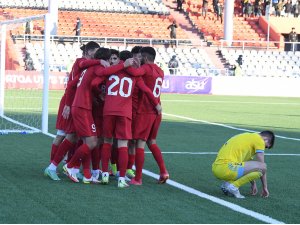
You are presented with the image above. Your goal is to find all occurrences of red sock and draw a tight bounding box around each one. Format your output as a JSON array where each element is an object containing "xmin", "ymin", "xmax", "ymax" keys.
[
  {"xmin": 111, "ymin": 146, "xmax": 118, "ymax": 165},
  {"xmin": 118, "ymin": 147, "xmax": 128, "ymax": 177},
  {"xmin": 127, "ymin": 153, "xmax": 135, "ymax": 169},
  {"xmin": 52, "ymin": 139, "xmax": 75, "ymax": 166},
  {"xmin": 91, "ymin": 147, "xmax": 100, "ymax": 170},
  {"xmin": 67, "ymin": 143, "xmax": 89, "ymax": 168},
  {"xmin": 135, "ymin": 148, "xmax": 144, "ymax": 181},
  {"xmin": 148, "ymin": 144, "xmax": 167, "ymax": 174},
  {"xmin": 50, "ymin": 144, "xmax": 59, "ymax": 161},
  {"xmin": 67, "ymin": 139, "xmax": 83, "ymax": 163},
  {"xmin": 66, "ymin": 145, "xmax": 75, "ymax": 163},
  {"xmin": 82, "ymin": 151, "xmax": 92, "ymax": 179},
  {"xmin": 101, "ymin": 143, "xmax": 112, "ymax": 172}
]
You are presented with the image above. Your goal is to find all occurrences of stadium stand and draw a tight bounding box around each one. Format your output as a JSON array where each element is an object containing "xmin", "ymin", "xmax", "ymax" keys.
[
  {"xmin": 182, "ymin": 0, "xmax": 277, "ymax": 48},
  {"xmin": 220, "ymin": 49, "xmax": 300, "ymax": 77},
  {"xmin": 0, "ymin": 0, "xmax": 170, "ymax": 14},
  {"xmin": 20, "ymin": 42, "xmax": 219, "ymax": 76},
  {"xmin": 1, "ymin": 0, "xmax": 300, "ymax": 78},
  {"xmin": 1, "ymin": 8, "xmax": 188, "ymax": 40}
]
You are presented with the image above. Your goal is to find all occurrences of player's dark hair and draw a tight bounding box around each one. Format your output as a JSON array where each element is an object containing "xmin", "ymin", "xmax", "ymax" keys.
[
  {"xmin": 110, "ymin": 49, "xmax": 120, "ymax": 57},
  {"xmin": 140, "ymin": 47, "xmax": 156, "ymax": 61},
  {"xmin": 260, "ymin": 130, "xmax": 275, "ymax": 149},
  {"xmin": 80, "ymin": 41, "xmax": 100, "ymax": 55},
  {"xmin": 131, "ymin": 46, "xmax": 143, "ymax": 54},
  {"xmin": 119, "ymin": 50, "xmax": 133, "ymax": 61},
  {"xmin": 94, "ymin": 47, "xmax": 111, "ymax": 60}
]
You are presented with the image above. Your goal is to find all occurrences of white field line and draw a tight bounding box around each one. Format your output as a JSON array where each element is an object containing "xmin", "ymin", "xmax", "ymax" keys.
[
  {"xmin": 144, "ymin": 152, "xmax": 300, "ymax": 156},
  {"xmin": 163, "ymin": 113, "xmax": 300, "ymax": 142},
  {"xmin": 139, "ymin": 168, "xmax": 284, "ymax": 224},
  {"xmin": 162, "ymin": 100, "xmax": 300, "ymax": 106},
  {"xmin": 43, "ymin": 131, "xmax": 284, "ymax": 224}
]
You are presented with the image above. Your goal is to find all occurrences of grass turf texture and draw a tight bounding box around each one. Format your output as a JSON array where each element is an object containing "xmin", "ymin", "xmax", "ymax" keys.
[{"xmin": 0, "ymin": 91, "xmax": 299, "ymax": 223}]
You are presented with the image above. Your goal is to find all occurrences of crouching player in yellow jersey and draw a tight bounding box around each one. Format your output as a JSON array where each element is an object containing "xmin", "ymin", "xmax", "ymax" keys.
[{"xmin": 212, "ymin": 131, "xmax": 275, "ymax": 199}]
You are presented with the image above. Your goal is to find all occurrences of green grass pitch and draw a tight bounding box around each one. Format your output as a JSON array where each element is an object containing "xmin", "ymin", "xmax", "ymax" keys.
[{"xmin": 0, "ymin": 91, "xmax": 299, "ymax": 223}]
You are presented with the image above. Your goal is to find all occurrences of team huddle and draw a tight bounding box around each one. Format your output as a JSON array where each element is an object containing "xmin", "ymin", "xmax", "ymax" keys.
[
  {"xmin": 44, "ymin": 41, "xmax": 276, "ymax": 197},
  {"xmin": 44, "ymin": 42, "xmax": 169, "ymax": 188}
]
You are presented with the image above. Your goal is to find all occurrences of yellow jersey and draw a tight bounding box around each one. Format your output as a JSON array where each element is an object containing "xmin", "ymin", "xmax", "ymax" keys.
[{"xmin": 214, "ymin": 133, "xmax": 265, "ymax": 164}]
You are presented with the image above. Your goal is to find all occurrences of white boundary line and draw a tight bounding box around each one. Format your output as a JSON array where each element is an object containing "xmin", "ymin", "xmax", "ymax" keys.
[
  {"xmin": 145, "ymin": 152, "xmax": 300, "ymax": 156},
  {"xmin": 163, "ymin": 113, "xmax": 300, "ymax": 142},
  {"xmin": 43, "ymin": 131, "xmax": 284, "ymax": 224},
  {"xmin": 141, "ymin": 168, "xmax": 284, "ymax": 224},
  {"xmin": 162, "ymin": 100, "xmax": 300, "ymax": 105}
]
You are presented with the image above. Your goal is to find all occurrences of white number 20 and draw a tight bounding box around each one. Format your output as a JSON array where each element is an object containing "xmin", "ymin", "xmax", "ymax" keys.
[{"xmin": 107, "ymin": 75, "xmax": 133, "ymax": 98}]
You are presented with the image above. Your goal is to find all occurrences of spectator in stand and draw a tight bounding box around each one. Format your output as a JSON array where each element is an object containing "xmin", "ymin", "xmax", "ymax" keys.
[
  {"xmin": 24, "ymin": 53, "xmax": 34, "ymax": 71},
  {"xmin": 24, "ymin": 21, "xmax": 33, "ymax": 42},
  {"xmin": 213, "ymin": 0, "xmax": 219, "ymax": 13},
  {"xmin": 73, "ymin": 17, "xmax": 82, "ymax": 43},
  {"xmin": 272, "ymin": 0, "xmax": 279, "ymax": 9},
  {"xmin": 177, "ymin": 0, "xmax": 184, "ymax": 11},
  {"xmin": 284, "ymin": 0, "xmax": 293, "ymax": 17},
  {"xmin": 293, "ymin": 1, "xmax": 300, "ymax": 17},
  {"xmin": 216, "ymin": 2, "xmax": 224, "ymax": 23},
  {"xmin": 168, "ymin": 55, "xmax": 179, "ymax": 75},
  {"xmin": 254, "ymin": 0, "xmax": 263, "ymax": 16},
  {"xmin": 246, "ymin": 1, "xmax": 253, "ymax": 17},
  {"xmin": 202, "ymin": 0, "xmax": 209, "ymax": 18},
  {"xmin": 167, "ymin": 20, "xmax": 178, "ymax": 47},
  {"xmin": 275, "ymin": 0, "xmax": 284, "ymax": 16},
  {"xmin": 242, "ymin": 0, "xmax": 249, "ymax": 16},
  {"xmin": 289, "ymin": 27, "xmax": 298, "ymax": 51},
  {"xmin": 264, "ymin": 0, "xmax": 271, "ymax": 16}
]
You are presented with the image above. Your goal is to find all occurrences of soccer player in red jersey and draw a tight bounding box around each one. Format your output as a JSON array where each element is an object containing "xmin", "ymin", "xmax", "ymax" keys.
[
  {"xmin": 126, "ymin": 47, "xmax": 169, "ymax": 185},
  {"xmin": 63, "ymin": 48, "xmax": 134, "ymax": 184},
  {"xmin": 125, "ymin": 46, "xmax": 143, "ymax": 179},
  {"xmin": 90, "ymin": 81, "xmax": 106, "ymax": 180},
  {"xmin": 99, "ymin": 50, "xmax": 161, "ymax": 188},
  {"xmin": 44, "ymin": 41, "xmax": 100, "ymax": 181},
  {"xmin": 108, "ymin": 49, "xmax": 121, "ymax": 176}
]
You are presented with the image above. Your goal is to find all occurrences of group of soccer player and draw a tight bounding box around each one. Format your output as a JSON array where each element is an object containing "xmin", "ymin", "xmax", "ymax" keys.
[{"xmin": 44, "ymin": 42, "xmax": 169, "ymax": 188}]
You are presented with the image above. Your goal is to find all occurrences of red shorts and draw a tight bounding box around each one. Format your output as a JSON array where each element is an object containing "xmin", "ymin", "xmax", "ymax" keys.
[
  {"xmin": 55, "ymin": 95, "xmax": 67, "ymax": 131},
  {"xmin": 72, "ymin": 106, "xmax": 97, "ymax": 138},
  {"xmin": 93, "ymin": 112, "xmax": 103, "ymax": 137},
  {"xmin": 65, "ymin": 114, "xmax": 76, "ymax": 134},
  {"xmin": 103, "ymin": 115, "xmax": 132, "ymax": 140},
  {"xmin": 133, "ymin": 114, "xmax": 161, "ymax": 141}
]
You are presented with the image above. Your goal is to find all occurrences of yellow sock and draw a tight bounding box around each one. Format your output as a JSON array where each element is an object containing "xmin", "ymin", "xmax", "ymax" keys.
[{"xmin": 233, "ymin": 171, "xmax": 262, "ymax": 188}]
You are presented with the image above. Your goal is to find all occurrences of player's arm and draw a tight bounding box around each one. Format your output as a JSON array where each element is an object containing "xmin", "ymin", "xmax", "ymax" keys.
[
  {"xmin": 79, "ymin": 59, "xmax": 101, "ymax": 69},
  {"xmin": 91, "ymin": 77, "xmax": 106, "ymax": 104},
  {"xmin": 135, "ymin": 77, "xmax": 161, "ymax": 114},
  {"xmin": 91, "ymin": 76, "xmax": 106, "ymax": 93},
  {"xmin": 125, "ymin": 65, "xmax": 147, "ymax": 77},
  {"xmin": 94, "ymin": 59, "xmax": 133, "ymax": 76},
  {"xmin": 256, "ymin": 152, "xmax": 269, "ymax": 198},
  {"xmin": 62, "ymin": 61, "xmax": 82, "ymax": 119}
]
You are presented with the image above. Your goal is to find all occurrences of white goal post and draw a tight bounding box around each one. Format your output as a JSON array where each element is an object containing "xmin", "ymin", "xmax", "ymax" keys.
[{"xmin": 0, "ymin": 13, "xmax": 51, "ymax": 134}]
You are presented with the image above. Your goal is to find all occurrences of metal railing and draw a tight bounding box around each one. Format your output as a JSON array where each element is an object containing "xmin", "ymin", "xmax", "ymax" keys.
[
  {"xmin": 219, "ymin": 40, "xmax": 300, "ymax": 52},
  {"xmin": 15, "ymin": 34, "xmax": 206, "ymax": 48}
]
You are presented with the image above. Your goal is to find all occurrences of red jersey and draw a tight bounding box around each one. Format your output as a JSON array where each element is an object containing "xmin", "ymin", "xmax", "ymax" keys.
[
  {"xmin": 65, "ymin": 58, "xmax": 100, "ymax": 106},
  {"xmin": 103, "ymin": 68, "xmax": 158, "ymax": 119},
  {"xmin": 126, "ymin": 63, "xmax": 164, "ymax": 114},
  {"xmin": 72, "ymin": 62, "xmax": 125, "ymax": 110},
  {"xmin": 64, "ymin": 58, "xmax": 85, "ymax": 106},
  {"xmin": 132, "ymin": 86, "xmax": 139, "ymax": 112}
]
